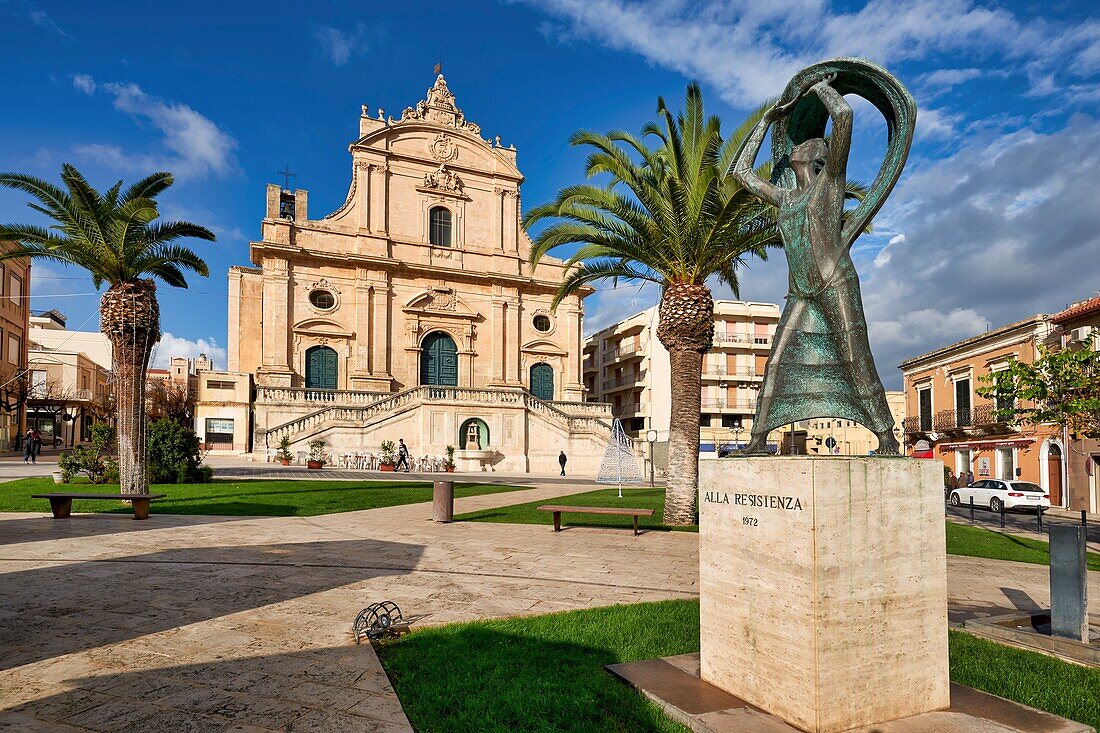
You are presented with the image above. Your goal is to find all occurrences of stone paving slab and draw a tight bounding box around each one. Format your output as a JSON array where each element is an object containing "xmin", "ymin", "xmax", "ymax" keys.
[{"xmin": 1, "ymin": 481, "xmax": 1096, "ymax": 732}]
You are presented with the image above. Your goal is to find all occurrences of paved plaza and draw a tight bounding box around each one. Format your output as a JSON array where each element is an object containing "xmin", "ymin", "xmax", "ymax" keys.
[{"xmin": 1, "ymin": 480, "xmax": 1097, "ymax": 732}]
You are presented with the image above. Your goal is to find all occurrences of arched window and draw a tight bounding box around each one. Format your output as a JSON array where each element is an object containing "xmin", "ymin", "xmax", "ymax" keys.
[
  {"xmin": 305, "ymin": 346, "xmax": 338, "ymax": 389},
  {"xmin": 429, "ymin": 207, "xmax": 452, "ymax": 247},
  {"xmin": 420, "ymin": 331, "xmax": 458, "ymax": 386},
  {"xmin": 530, "ymin": 363, "xmax": 554, "ymax": 401}
]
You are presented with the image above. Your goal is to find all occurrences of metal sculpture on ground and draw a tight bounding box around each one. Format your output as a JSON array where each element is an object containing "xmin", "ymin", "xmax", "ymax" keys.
[
  {"xmin": 353, "ymin": 600, "xmax": 410, "ymax": 643},
  {"xmin": 596, "ymin": 418, "xmax": 644, "ymax": 498},
  {"xmin": 732, "ymin": 58, "xmax": 916, "ymax": 456}
]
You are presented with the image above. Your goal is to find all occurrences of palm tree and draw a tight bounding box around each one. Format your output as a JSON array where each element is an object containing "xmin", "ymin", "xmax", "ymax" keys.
[
  {"xmin": 0, "ymin": 164, "xmax": 215, "ymax": 493},
  {"xmin": 525, "ymin": 83, "xmax": 784, "ymax": 525}
]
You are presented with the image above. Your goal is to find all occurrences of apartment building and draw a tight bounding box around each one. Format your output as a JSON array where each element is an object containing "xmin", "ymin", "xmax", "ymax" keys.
[
  {"xmin": 898, "ymin": 315, "xmax": 1071, "ymax": 505},
  {"xmin": 584, "ymin": 300, "xmax": 781, "ymax": 456},
  {"xmin": 26, "ymin": 345, "xmax": 112, "ymax": 447},
  {"xmin": 1047, "ymin": 296, "xmax": 1100, "ymax": 512},
  {"xmin": 0, "ymin": 245, "xmax": 30, "ymax": 450}
]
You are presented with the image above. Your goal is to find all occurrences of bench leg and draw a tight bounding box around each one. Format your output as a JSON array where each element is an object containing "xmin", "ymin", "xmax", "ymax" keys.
[
  {"xmin": 131, "ymin": 499, "xmax": 151, "ymax": 520},
  {"xmin": 553, "ymin": 511, "xmax": 561, "ymax": 532},
  {"xmin": 49, "ymin": 497, "xmax": 72, "ymax": 519},
  {"xmin": 633, "ymin": 515, "xmax": 639, "ymax": 536}
]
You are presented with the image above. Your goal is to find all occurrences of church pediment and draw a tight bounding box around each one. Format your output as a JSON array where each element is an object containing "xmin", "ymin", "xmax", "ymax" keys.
[
  {"xmin": 521, "ymin": 339, "xmax": 568, "ymax": 357},
  {"xmin": 292, "ymin": 318, "xmax": 352, "ymax": 338},
  {"xmin": 404, "ymin": 288, "xmax": 479, "ymax": 320}
]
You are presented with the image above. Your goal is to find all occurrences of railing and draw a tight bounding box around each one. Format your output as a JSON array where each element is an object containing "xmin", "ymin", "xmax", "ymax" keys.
[
  {"xmin": 256, "ymin": 387, "xmax": 389, "ymax": 405},
  {"xmin": 602, "ymin": 374, "xmax": 644, "ymax": 390},
  {"xmin": 902, "ymin": 415, "xmax": 929, "ymax": 434},
  {"xmin": 702, "ymin": 366, "xmax": 756, "ymax": 378},
  {"xmin": 712, "ymin": 333, "xmax": 772, "ymax": 347},
  {"xmin": 931, "ymin": 404, "xmax": 1012, "ymax": 432},
  {"xmin": 700, "ymin": 398, "xmax": 757, "ymax": 410},
  {"xmin": 264, "ymin": 386, "xmax": 617, "ymax": 447},
  {"xmin": 602, "ymin": 343, "xmax": 645, "ymax": 362}
]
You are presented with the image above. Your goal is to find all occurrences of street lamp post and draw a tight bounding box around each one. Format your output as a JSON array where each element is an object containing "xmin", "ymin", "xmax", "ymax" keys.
[{"xmin": 646, "ymin": 429, "xmax": 658, "ymax": 487}]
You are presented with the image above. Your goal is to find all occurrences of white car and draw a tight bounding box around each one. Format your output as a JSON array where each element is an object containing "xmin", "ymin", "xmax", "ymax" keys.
[{"xmin": 949, "ymin": 479, "xmax": 1051, "ymax": 512}]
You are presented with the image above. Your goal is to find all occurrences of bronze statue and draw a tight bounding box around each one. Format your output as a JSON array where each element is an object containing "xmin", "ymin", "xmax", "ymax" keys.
[{"xmin": 733, "ymin": 58, "xmax": 916, "ymax": 456}]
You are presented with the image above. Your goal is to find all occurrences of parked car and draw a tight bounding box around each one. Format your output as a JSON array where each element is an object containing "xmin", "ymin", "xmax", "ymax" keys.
[{"xmin": 949, "ymin": 479, "xmax": 1050, "ymax": 512}]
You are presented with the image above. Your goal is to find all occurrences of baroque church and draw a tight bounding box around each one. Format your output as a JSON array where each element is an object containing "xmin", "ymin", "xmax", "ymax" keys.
[{"xmin": 196, "ymin": 74, "xmax": 613, "ymax": 472}]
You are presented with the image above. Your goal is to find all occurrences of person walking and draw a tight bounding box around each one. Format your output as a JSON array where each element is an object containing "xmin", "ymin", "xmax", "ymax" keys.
[
  {"xmin": 558, "ymin": 451, "xmax": 567, "ymax": 476},
  {"xmin": 29, "ymin": 428, "xmax": 41, "ymax": 465},
  {"xmin": 964, "ymin": 470, "xmax": 974, "ymax": 487},
  {"xmin": 395, "ymin": 439, "xmax": 410, "ymax": 472},
  {"xmin": 22, "ymin": 428, "xmax": 33, "ymax": 464},
  {"xmin": 946, "ymin": 469, "xmax": 957, "ymax": 499}
]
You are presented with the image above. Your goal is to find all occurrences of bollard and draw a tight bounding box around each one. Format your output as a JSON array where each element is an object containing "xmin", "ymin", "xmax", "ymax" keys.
[
  {"xmin": 1037, "ymin": 505, "xmax": 1044, "ymax": 534},
  {"xmin": 433, "ymin": 480, "xmax": 454, "ymax": 523},
  {"xmin": 969, "ymin": 496, "xmax": 974, "ymax": 522},
  {"xmin": 1083, "ymin": 510, "xmax": 1088, "ymax": 530},
  {"xmin": 1000, "ymin": 501, "xmax": 1005, "ymax": 528}
]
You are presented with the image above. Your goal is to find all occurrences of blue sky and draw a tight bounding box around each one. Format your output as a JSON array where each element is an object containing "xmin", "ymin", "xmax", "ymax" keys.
[{"xmin": 1, "ymin": 0, "xmax": 1098, "ymax": 388}]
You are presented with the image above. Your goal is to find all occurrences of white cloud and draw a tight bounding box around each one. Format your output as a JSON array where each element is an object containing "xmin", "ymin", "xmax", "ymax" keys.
[
  {"xmin": 72, "ymin": 74, "xmax": 95, "ymax": 95},
  {"xmin": 152, "ymin": 332, "xmax": 225, "ymax": 370},
  {"xmin": 2, "ymin": 1, "xmax": 71, "ymax": 39},
  {"xmin": 313, "ymin": 23, "xmax": 368, "ymax": 66},
  {"xmin": 70, "ymin": 76, "xmax": 238, "ymax": 180},
  {"xmin": 523, "ymin": 0, "xmax": 1100, "ymax": 107},
  {"xmin": 915, "ymin": 107, "xmax": 964, "ymax": 141}
]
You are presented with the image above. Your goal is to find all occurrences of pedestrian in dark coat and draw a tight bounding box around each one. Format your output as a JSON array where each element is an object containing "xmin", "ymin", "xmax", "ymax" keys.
[
  {"xmin": 558, "ymin": 451, "xmax": 567, "ymax": 476},
  {"xmin": 395, "ymin": 439, "xmax": 410, "ymax": 472}
]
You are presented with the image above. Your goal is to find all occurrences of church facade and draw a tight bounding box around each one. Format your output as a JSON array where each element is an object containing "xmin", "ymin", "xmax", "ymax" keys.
[{"xmin": 199, "ymin": 74, "xmax": 613, "ymax": 472}]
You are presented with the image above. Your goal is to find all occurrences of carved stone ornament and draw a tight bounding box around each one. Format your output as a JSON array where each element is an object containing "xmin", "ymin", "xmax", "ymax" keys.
[
  {"xmin": 429, "ymin": 133, "xmax": 459, "ymax": 162},
  {"xmin": 398, "ymin": 74, "xmax": 482, "ymax": 135},
  {"xmin": 425, "ymin": 289, "xmax": 457, "ymax": 312},
  {"xmin": 423, "ymin": 163, "xmax": 463, "ymax": 193},
  {"xmin": 307, "ymin": 277, "xmax": 341, "ymax": 295}
]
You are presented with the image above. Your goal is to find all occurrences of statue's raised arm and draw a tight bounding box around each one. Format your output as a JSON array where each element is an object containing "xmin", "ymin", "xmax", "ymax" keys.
[
  {"xmin": 810, "ymin": 79, "xmax": 851, "ymax": 180},
  {"xmin": 732, "ymin": 107, "xmax": 784, "ymax": 207}
]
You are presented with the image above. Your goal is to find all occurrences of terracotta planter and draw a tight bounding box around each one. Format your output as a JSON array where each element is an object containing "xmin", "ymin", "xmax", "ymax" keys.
[
  {"xmin": 380, "ymin": 463, "xmax": 395, "ymax": 472},
  {"xmin": 445, "ymin": 466, "xmax": 455, "ymax": 473},
  {"xmin": 280, "ymin": 459, "xmax": 291, "ymax": 466},
  {"xmin": 307, "ymin": 460, "xmax": 324, "ymax": 470}
]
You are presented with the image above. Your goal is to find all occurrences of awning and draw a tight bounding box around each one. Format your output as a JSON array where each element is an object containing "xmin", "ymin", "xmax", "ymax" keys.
[
  {"xmin": 938, "ymin": 439, "xmax": 1034, "ymax": 452},
  {"xmin": 910, "ymin": 450, "xmax": 935, "ymax": 459}
]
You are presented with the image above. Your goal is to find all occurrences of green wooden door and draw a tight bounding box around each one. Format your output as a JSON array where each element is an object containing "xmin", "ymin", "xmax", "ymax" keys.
[
  {"xmin": 530, "ymin": 363, "xmax": 554, "ymax": 401},
  {"xmin": 305, "ymin": 346, "xmax": 338, "ymax": 389},
  {"xmin": 420, "ymin": 332, "xmax": 458, "ymax": 386}
]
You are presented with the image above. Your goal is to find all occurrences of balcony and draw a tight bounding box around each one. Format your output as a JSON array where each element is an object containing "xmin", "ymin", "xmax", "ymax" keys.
[
  {"xmin": 902, "ymin": 415, "xmax": 931, "ymax": 434},
  {"xmin": 582, "ymin": 356, "xmax": 596, "ymax": 372},
  {"xmin": 701, "ymin": 366, "xmax": 757, "ymax": 380},
  {"xmin": 602, "ymin": 342, "xmax": 646, "ymax": 362},
  {"xmin": 618, "ymin": 401, "xmax": 648, "ymax": 417},
  {"xmin": 932, "ymin": 404, "xmax": 1013, "ymax": 433},
  {"xmin": 700, "ymin": 398, "xmax": 757, "ymax": 411},
  {"xmin": 712, "ymin": 333, "xmax": 772, "ymax": 348},
  {"xmin": 602, "ymin": 373, "xmax": 644, "ymax": 391}
]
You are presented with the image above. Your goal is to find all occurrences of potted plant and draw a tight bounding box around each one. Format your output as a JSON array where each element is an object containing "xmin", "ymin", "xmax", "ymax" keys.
[
  {"xmin": 277, "ymin": 435, "xmax": 293, "ymax": 466},
  {"xmin": 444, "ymin": 444, "xmax": 456, "ymax": 472},
  {"xmin": 379, "ymin": 440, "xmax": 396, "ymax": 471},
  {"xmin": 307, "ymin": 439, "xmax": 327, "ymax": 470}
]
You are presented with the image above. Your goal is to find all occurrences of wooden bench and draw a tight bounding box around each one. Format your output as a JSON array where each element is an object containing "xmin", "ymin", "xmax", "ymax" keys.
[
  {"xmin": 32, "ymin": 493, "xmax": 168, "ymax": 520},
  {"xmin": 537, "ymin": 504, "xmax": 655, "ymax": 536}
]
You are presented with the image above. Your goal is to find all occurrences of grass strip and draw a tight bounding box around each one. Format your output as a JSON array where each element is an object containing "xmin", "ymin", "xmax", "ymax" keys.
[
  {"xmin": 455, "ymin": 487, "xmax": 698, "ymax": 532},
  {"xmin": 377, "ymin": 600, "xmax": 1100, "ymax": 732},
  {"xmin": 376, "ymin": 600, "xmax": 698, "ymax": 733},
  {"xmin": 0, "ymin": 477, "xmax": 521, "ymax": 517},
  {"xmin": 946, "ymin": 520, "xmax": 1100, "ymax": 571}
]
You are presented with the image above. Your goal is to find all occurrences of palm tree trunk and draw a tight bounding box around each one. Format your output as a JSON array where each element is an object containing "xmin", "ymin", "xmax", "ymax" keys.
[
  {"xmin": 665, "ymin": 347, "xmax": 704, "ymax": 525},
  {"xmin": 101, "ymin": 281, "xmax": 160, "ymax": 494},
  {"xmin": 657, "ymin": 283, "xmax": 715, "ymax": 527}
]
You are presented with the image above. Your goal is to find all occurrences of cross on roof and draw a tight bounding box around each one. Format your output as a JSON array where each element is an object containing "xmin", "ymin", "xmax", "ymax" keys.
[{"xmin": 276, "ymin": 164, "xmax": 297, "ymax": 191}]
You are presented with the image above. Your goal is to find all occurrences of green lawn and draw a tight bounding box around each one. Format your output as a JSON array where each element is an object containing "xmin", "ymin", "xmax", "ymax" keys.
[
  {"xmin": 376, "ymin": 599, "xmax": 1100, "ymax": 733},
  {"xmin": 455, "ymin": 487, "xmax": 698, "ymax": 532},
  {"xmin": 946, "ymin": 520, "xmax": 1100, "ymax": 571},
  {"xmin": 376, "ymin": 600, "xmax": 698, "ymax": 733},
  {"xmin": 0, "ymin": 477, "xmax": 522, "ymax": 517}
]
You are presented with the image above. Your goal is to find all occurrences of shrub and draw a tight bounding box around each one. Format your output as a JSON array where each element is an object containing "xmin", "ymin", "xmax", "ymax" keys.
[
  {"xmin": 308, "ymin": 439, "xmax": 327, "ymax": 465},
  {"xmin": 380, "ymin": 440, "xmax": 396, "ymax": 466},
  {"xmin": 276, "ymin": 435, "xmax": 293, "ymax": 463},
  {"xmin": 58, "ymin": 423, "xmax": 117, "ymax": 484},
  {"xmin": 147, "ymin": 418, "xmax": 211, "ymax": 484}
]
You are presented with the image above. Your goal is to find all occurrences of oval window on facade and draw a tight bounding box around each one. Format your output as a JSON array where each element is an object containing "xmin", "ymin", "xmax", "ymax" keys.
[
  {"xmin": 309, "ymin": 290, "xmax": 336, "ymax": 310},
  {"xmin": 533, "ymin": 314, "xmax": 552, "ymax": 333}
]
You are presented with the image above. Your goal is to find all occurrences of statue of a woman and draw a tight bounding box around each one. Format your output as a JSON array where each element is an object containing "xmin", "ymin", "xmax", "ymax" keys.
[{"xmin": 733, "ymin": 60, "xmax": 916, "ymax": 456}]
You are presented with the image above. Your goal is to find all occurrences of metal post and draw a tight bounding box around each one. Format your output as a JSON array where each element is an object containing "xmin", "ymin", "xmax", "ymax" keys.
[
  {"xmin": 649, "ymin": 438, "xmax": 655, "ymax": 487},
  {"xmin": 1000, "ymin": 501, "xmax": 1005, "ymax": 528},
  {"xmin": 1082, "ymin": 510, "xmax": 1088, "ymax": 529},
  {"xmin": 1037, "ymin": 505, "xmax": 1044, "ymax": 534},
  {"xmin": 969, "ymin": 496, "xmax": 974, "ymax": 522}
]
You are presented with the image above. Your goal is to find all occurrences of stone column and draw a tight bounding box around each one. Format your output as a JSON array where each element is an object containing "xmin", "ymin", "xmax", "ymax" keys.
[
  {"xmin": 502, "ymin": 189, "xmax": 518, "ymax": 253},
  {"xmin": 489, "ymin": 290, "xmax": 507, "ymax": 386},
  {"xmin": 257, "ymin": 256, "xmax": 292, "ymax": 387},
  {"xmin": 356, "ymin": 161, "xmax": 371, "ymax": 230},
  {"xmin": 562, "ymin": 296, "xmax": 586, "ymax": 401},
  {"xmin": 506, "ymin": 287, "xmax": 522, "ymax": 385}
]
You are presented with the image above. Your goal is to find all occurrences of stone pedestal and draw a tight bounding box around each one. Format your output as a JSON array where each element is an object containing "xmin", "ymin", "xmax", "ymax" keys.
[{"xmin": 699, "ymin": 457, "xmax": 949, "ymax": 733}]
